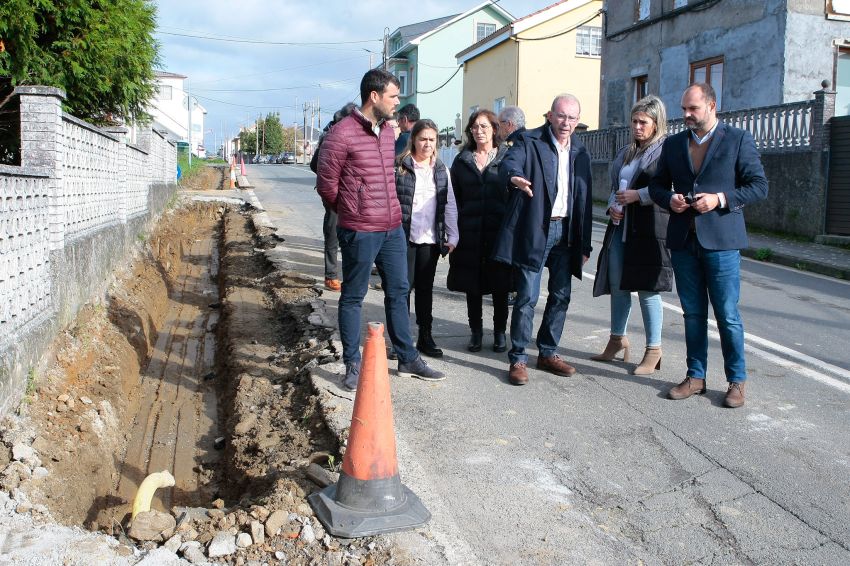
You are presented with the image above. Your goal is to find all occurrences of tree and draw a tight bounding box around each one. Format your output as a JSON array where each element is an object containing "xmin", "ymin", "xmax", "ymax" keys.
[
  {"xmin": 238, "ymin": 115, "xmax": 295, "ymax": 156},
  {"xmin": 0, "ymin": 0, "xmax": 160, "ymax": 125}
]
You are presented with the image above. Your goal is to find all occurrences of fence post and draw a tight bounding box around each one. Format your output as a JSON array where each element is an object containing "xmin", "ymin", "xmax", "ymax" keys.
[
  {"xmin": 15, "ymin": 86, "xmax": 66, "ymax": 252},
  {"xmin": 812, "ymin": 80, "xmax": 836, "ymax": 152},
  {"xmin": 104, "ymin": 126, "xmax": 129, "ymax": 224}
]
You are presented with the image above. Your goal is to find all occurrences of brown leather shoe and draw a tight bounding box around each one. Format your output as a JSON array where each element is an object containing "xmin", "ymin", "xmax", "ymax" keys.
[
  {"xmin": 668, "ymin": 376, "xmax": 707, "ymax": 400},
  {"xmin": 724, "ymin": 382, "xmax": 746, "ymax": 408},
  {"xmin": 508, "ymin": 362, "xmax": 528, "ymax": 385},
  {"xmin": 536, "ymin": 355, "xmax": 576, "ymax": 377}
]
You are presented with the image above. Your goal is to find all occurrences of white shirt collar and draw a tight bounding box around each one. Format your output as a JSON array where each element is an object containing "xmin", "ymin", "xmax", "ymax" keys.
[
  {"xmin": 690, "ymin": 120, "xmax": 719, "ymax": 145},
  {"xmin": 549, "ymin": 127, "xmax": 570, "ymax": 152}
]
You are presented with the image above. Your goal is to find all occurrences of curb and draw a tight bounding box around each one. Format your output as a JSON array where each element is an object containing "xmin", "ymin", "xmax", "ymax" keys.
[{"xmin": 740, "ymin": 249, "xmax": 849, "ymax": 280}]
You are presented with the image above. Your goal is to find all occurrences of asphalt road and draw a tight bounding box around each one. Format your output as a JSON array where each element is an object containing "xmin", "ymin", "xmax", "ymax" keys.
[{"xmin": 248, "ymin": 163, "xmax": 850, "ymax": 565}]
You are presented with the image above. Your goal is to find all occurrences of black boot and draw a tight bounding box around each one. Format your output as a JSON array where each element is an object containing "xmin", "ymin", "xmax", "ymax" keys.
[
  {"xmin": 467, "ymin": 329, "xmax": 483, "ymax": 352},
  {"xmin": 493, "ymin": 332, "xmax": 507, "ymax": 353},
  {"xmin": 416, "ymin": 325, "xmax": 443, "ymax": 358}
]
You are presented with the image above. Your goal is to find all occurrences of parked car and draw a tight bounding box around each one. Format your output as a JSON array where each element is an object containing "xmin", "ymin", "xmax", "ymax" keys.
[{"xmin": 281, "ymin": 152, "xmax": 296, "ymax": 164}]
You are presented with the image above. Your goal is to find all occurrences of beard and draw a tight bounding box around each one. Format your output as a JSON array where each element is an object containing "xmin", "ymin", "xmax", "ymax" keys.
[
  {"xmin": 374, "ymin": 104, "xmax": 394, "ymax": 122},
  {"xmin": 685, "ymin": 116, "xmax": 706, "ymax": 131}
]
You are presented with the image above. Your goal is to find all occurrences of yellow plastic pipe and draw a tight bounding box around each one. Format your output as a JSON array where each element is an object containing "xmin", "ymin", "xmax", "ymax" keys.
[{"xmin": 131, "ymin": 470, "xmax": 175, "ymax": 520}]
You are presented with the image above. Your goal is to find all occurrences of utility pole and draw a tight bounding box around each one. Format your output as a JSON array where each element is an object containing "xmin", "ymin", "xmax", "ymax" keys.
[
  {"xmin": 187, "ymin": 79, "xmax": 192, "ymax": 167},
  {"xmin": 302, "ymin": 101, "xmax": 308, "ymax": 165},
  {"xmin": 255, "ymin": 115, "xmax": 259, "ymax": 156},
  {"xmin": 294, "ymin": 96, "xmax": 298, "ymax": 163},
  {"xmin": 317, "ymin": 96, "xmax": 321, "ymax": 130},
  {"xmin": 261, "ymin": 116, "xmax": 265, "ymax": 155}
]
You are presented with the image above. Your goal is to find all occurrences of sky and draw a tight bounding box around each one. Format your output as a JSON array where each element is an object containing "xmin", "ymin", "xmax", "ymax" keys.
[{"xmin": 152, "ymin": 0, "xmax": 552, "ymax": 152}]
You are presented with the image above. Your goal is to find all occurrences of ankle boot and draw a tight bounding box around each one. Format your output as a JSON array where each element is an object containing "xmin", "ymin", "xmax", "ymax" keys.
[
  {"xmin": 416, "ymin": 325, "xmax": 443, "ymax": 358},
  {"xmin": 493, "ymin": 332, "xmax": 507, "ymax": 353},
  {"xmin": 631, "ymin": 346, "xmax": 661, "ymax": 375},
  {"xmin": 590, "ymin": 334, "xmax": 630, "ymax": 362},
  {"xmin": 467, "ymin": 329, "xmax": 483, "ymax": 352}
]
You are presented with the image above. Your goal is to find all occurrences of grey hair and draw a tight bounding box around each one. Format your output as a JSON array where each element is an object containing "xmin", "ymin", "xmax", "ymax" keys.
[
  {"xmin": 498, "ymin": 106, "xmax": 525, "ymax": 129},
  {"xmin": 550, "ymin": 93, "xmax": 581, "ymax": 112}
]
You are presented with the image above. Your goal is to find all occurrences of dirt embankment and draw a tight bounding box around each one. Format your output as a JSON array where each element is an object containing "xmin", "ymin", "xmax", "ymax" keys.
[{"xmin": 0, "ymin": 187, "xmax": 404, "ymax": 563}]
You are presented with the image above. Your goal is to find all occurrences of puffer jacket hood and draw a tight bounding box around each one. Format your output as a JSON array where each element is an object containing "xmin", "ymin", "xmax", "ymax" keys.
[{"xmin": 315, "ymin": 109, "xmax": 402, "ymax": 232}]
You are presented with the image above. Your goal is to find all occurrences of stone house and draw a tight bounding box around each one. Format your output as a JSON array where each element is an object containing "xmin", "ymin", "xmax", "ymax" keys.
[{"xmin": 600, "ymin": 0, "xmax": 850, "ymax": 127}]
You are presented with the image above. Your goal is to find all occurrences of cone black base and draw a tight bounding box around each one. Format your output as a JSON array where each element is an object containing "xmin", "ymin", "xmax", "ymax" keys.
[{"xmin": 309, "ymin": 482, "xmax": 431, "ymax": 538}]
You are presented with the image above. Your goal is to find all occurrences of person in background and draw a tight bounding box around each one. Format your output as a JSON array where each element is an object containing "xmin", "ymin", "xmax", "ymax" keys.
[
  {"xmin": 395, "ymin": 104, "xmax": 420, "ymax": 156},
  {"xmin": 649, "ymin": 83, "xmax": 768, "ymax": 408},
  {"xmin": 311, "ymin": 102, "xmax": 357, "ymax": 292},
  {"xmin": 395, "ymin": 119, "xmax": 459, "ymax": 357},
  {"xmin": 316, "ymin": 69, "xmax": 444, "ymax": 390},
  {"xmin": 496, "ymin": 105, "xmax": 526, "ymax": 307},
  {"xmin": 591, "ymin": 95, "xmax": 672, "ymax": 375},
  {"xmin": 448, "ymin": 110, "xmax": 513, "ymax": 354},
  {"xmin": 493, "ymin": 94, "xmax": 594, "ymax": 386},
  {"xmin": 497, "ymin": 106, "xmax": 526, "ymax": 144}
]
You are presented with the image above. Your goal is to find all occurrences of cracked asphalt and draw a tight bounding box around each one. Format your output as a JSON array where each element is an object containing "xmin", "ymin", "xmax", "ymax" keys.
[{"xmin": 247, "ymin": 163, "xmax": 850, "ymax": 566}]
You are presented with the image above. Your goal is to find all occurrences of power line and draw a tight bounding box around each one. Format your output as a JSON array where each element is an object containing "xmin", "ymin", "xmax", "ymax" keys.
[
  {"xmin": 416, "ymin": 66, "xmax": 462, "ymax": 95},
  {"xmin": 156, "ymin": 30, "xmax": 381, "ymax": 46}
]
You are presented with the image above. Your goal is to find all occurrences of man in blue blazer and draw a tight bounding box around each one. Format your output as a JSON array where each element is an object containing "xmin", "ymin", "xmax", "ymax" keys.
[
  {"xmin": 649, "ymin": 83, "xmax": 768, "ymax": 408},
  {"xmin": 493, "ymin": 94, "xmax": 594, "ymax": 386}
]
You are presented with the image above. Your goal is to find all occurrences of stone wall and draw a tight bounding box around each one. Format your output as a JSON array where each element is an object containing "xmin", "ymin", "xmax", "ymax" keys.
[{"xmin": 0, "ymin": 86, "xmax": 177, "ymax": 417}]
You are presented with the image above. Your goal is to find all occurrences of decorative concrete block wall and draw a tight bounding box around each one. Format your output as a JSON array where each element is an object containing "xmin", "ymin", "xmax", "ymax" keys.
[{"xmin": 0, "ymin": 86, "xmax": 177, "ymax": 417}]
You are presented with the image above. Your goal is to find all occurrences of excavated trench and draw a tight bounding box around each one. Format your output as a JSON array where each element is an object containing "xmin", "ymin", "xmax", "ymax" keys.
[{"xmin": 0, "ymin": 176, "xmax": 401, "ymax": 562}]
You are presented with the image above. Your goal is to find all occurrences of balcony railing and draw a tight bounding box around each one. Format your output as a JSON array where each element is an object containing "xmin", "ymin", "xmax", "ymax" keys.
[{"xmin": 579, "ymin": 100, "xmax": 816, "ymax": 161}]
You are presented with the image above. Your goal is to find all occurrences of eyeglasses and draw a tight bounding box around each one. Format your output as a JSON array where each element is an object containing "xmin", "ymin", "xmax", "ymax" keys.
[
  {"xmin": 552, "ymin": 113, "xmax": 580, "ymax": 123},
  {"xmin": 470, "ymin": 123, "xmax": 492, "ymax": 131}
]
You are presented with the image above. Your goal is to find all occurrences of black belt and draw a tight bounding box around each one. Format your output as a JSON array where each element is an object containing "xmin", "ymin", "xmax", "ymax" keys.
[{"xmin": 550, "ymin": 216, "xmax": 565, "ymax": 221}]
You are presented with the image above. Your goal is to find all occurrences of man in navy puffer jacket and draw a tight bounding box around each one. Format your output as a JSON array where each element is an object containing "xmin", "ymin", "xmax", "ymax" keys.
[{"xmin": 317, "ymin": 69, "xmax": 445, "ymax": 390}]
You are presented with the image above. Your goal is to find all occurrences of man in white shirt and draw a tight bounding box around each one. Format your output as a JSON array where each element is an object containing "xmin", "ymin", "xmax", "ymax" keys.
[{"xmin": 493, "ymin": 94, "xmax": 594, "ymax": 386}]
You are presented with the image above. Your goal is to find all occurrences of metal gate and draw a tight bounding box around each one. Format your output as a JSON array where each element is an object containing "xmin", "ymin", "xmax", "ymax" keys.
[{"xmin": 826, "ymin": 116, "xmax": 850, "ymax": 235}]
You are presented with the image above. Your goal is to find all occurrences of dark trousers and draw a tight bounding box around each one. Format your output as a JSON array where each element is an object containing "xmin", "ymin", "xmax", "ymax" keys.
[
  {"xmin": 406, "ymin": 242, "xmax": 440, "ymax": 328},
  {"xmin": 466, "ymin": 291, "xmax": 509, "ymax": 333},
  {"xmin": 322, "ymin": 204, "xmax": 339, "ymax": 279},
  {"xmin": 337, "ymin": 226, "xmax": 417, "ymax": 365}
]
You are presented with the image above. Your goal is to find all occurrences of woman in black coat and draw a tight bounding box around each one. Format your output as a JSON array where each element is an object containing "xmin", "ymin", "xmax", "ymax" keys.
[
  {"xmin": 591, "ymin": 95, "xmax": 673, "ymax": 375},
  {"xmin": 448, "ymin": 109, "xmax": 513, "ymax": 352}
]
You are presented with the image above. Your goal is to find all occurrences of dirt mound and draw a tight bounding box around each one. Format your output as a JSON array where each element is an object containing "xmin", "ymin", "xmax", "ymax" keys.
[{"xmin": 182, "ymin": 165, "xmax": 226, "ymax": 192}]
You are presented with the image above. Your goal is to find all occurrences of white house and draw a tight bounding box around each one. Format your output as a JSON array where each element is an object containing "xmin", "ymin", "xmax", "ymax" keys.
[{"xmin": 149, "ymin": 71, "xmax": 206, "ymax": 157}]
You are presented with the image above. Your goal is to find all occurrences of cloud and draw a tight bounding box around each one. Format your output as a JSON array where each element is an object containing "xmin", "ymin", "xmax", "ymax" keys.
[{"xmin": 153, "ymin": 0, "xmax": 543, "ymax": 151}]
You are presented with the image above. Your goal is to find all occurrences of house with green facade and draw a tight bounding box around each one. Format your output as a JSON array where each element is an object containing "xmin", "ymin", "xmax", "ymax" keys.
[{"xmin": 385, "ymin": 2, "xmax": 513, "ymax": 138}]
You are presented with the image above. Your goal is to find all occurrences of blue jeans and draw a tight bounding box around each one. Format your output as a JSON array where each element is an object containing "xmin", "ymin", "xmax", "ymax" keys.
[
  {"xmin": 509, "ymin": 219, "xmax": 573, "ymax": 364},
  {"xmin": 337, "ymin": 226, "xmax": 417, "ymax": 365},
  {"xmin": 671, "ymin": 236, "xmax": 746, "ymax": 383},
  {"xmin": 607, "ymin": 225, "xmax": 663, "ymax": 347}
]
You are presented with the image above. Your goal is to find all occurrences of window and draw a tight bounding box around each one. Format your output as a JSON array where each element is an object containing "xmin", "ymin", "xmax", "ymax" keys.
[
  {"xmin": 690, "ymin": 56, "xmax": 724, "ymax": 110},
  {"xmin": 494, "ymin": 97, "xmax": 506, "ymax": 113},
  {"xmin": 158, "ymin": 85, "xmax": 172, "ymax": 100},
  {"xmin": 476, "ymin": 22, "xmax": 496, "ymax": 42},
  {"xmin": 634, "ymin": 75, "xmax": 648, "ymax": 103},
  {"xmin": 469, "ymin": 105, "xmax": 479, "ymax": 116},
  {"xmin": 396, "ymin": 71, "xmax": 408, "ymax": 96},
  {"xmin": 673, "ymin": 0, "xmax": 687, "ymax": 7},
  {"xmin": 576, "ymin": 26, "xmax": 602, "ymax": 57},
  {"xmin": 390, "ymin": 36, "xmax": 402, "ymax": 53},
  {"xmin": 636, "ymin": 0, "xmax": 650, "ymax": 21}
]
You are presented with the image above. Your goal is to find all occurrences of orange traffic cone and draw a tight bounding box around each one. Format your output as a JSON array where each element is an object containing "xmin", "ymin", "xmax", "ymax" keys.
[
  {"xmin": 309, "ymin": 322, "xmax": 430, "ymax": 538},
  {"xmin": 229, "ymin": 163, "xmax": 236, "ymax": 189},
  {"xmin": 240, "ymin": 155, "xmax": 246, "ymax": 177}
]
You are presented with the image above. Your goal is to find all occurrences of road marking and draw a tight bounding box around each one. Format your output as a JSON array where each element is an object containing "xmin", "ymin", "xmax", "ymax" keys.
[{"xmin": 581, "ymin": 270, "xmax": 850, "ymax": 394}]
